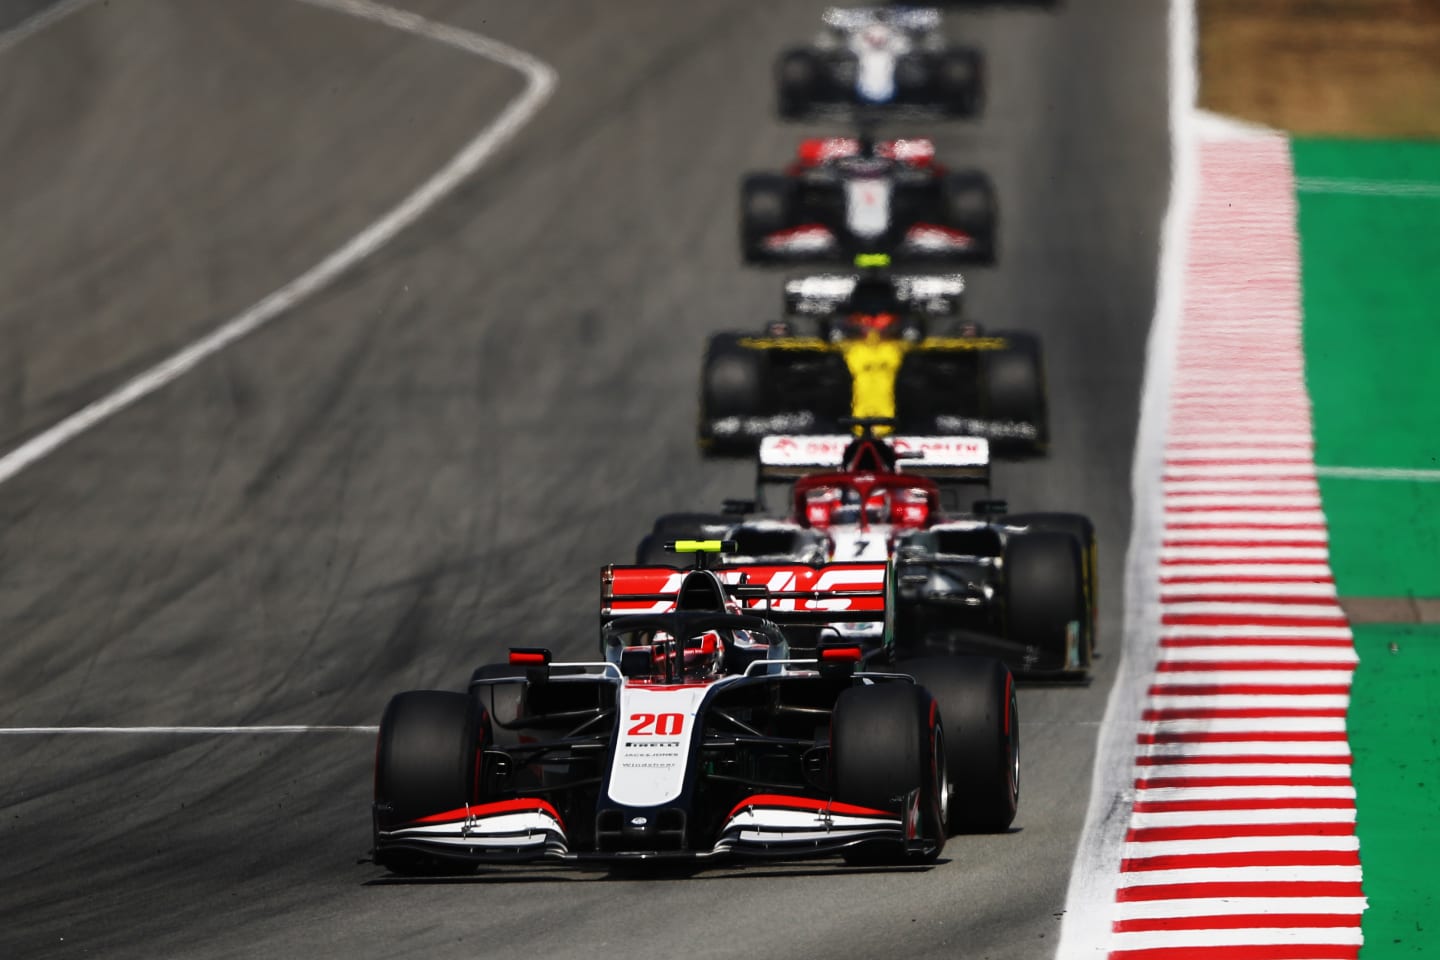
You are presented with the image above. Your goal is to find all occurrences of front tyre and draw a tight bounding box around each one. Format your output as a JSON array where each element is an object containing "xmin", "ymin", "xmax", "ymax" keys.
[
  {"xmin": 373, "ymin": 690, "xmax": 478, "ymax": 875},
  {"xmin": 831, "ymin": 682, "xmax": 946, "ymax": 864}
]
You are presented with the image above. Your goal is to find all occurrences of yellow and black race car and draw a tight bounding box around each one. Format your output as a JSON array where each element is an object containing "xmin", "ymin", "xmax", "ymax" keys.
[{"xmin": 698, "ymin": 265, "xmax": 1047, "ymax": 455}]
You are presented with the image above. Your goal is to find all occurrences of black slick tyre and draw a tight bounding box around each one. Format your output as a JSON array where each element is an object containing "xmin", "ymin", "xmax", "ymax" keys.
[
  {"xmin": 1004, "ymin": 531, "xmax": 1087, "ymax": 675},
  {"xmin": 831, "ymin": 682, "xmax": 946, "ymax": 865},
  {"xmin": 982, "ymin": 331, "xmax": 1048, "ymax": 454},
  {"xmin": 373, "ymin": 690, "xmax": 478, "ymax": 875},
  {"xmin": 898, "ymin": 656, "xmax": 1018, "ymax": 833},
  {"xmin": 699, "ymin": 334, "xmax": 766, "ymax": 453},
  {"xmin": 740, "ymin": 175, "xmax": 791, "ymax": 263},
  {"xmin": 937, "ymin": 49, "xmax": 983, "ymax": 117},
  {"xmin": 942, "ymin": 172, "xmax": 997, "ymax": 264},
  {"xmin": 1006, "ymin": 512, "xmax": 1098, "ymax": 658},
  {"xmin": 776, "ymin": 49, "xmax": 818, "ymax": 120}
]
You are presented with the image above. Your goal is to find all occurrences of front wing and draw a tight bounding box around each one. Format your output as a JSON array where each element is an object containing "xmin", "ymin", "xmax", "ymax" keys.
[{"xmin": 374, "ymin": 793, "xmax": 931, "ymax": 865}]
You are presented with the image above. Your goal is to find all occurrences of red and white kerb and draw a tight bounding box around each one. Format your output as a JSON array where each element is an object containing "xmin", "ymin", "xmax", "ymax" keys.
[{"xmin": 1109, "ymin": 132, "xmax": 1365, "ymax": 959}]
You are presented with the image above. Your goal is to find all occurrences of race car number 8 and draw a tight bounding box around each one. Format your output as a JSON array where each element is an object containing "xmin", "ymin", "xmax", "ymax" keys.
[{"xmin": 627, "ymin": 712, "xmax": 684, "ymax": 736}]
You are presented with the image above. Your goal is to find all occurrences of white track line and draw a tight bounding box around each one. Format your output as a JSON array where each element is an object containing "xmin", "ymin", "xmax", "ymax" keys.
[
  {"xmin": 1053, "ymin": 2, "xmax": 1197, "ymax": 957},
  {"xmin": 0, "ymin": 0, "xmax": 557, "ymax": 487},
  {"xmin": 1316, "ymin": 465, "xmax": 1440, "ymax": 482},
  {"xmin": 0, "ymin": 0, "xmax": 95, "ymax": 53},
  {"xmin": 1296, "ymin": 176, "xmax": 1440, "ymax": 198},
  {"xmin": 0, "ymin": 725, "xmax": 378, "ymax": 734}
]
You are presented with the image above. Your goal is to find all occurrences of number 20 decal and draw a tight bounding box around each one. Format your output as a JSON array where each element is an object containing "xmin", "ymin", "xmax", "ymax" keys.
[{"xmin": 627, "ymin": 712, "xmax": 684, "ymax": 736}]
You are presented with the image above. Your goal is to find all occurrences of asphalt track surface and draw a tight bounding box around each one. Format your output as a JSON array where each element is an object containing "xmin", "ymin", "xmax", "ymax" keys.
[{"xmin": 0, "ymin": 2, "xmax": 1166, "ymax": 957}]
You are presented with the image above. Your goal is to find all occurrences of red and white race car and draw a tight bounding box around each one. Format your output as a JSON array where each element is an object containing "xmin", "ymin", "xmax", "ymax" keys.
[
  {"xmin": 637, "ymin": 428, "xmax": 1098, "ymax": 677},
  {"xmin": 370, "ymin": 545, "xmax": 1017, "ymax": 873}
]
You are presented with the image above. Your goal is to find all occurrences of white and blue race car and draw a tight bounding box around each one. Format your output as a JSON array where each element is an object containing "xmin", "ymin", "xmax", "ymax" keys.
[{"xmin": 776, "ymin": 7, "xmax": 983, "ymax": 120}]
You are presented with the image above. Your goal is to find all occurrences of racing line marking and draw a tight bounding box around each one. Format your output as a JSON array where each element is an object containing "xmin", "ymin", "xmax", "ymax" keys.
[
  {"xmin": 0, "ymin": 0, "xmax": 557, "ymax": 487},
  {"xmin": 0, "ymin": 0, "xmax": 96, "ymax": 52}
]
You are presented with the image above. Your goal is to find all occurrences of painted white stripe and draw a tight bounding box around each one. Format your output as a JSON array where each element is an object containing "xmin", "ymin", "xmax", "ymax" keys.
[
  {"xmin": 0, "ymin": 0, "xmax": 95, "ymax": 52},
  {"xmin": 1135, "ymin": 784, "xmax": 1356, "ymax": 802},
  {"xmin": 1165, "ymin": 510, "xmax": 1329, "ymax": 526},
  {"xmin": 1165, "ymin": 526, "xmax": 1327, "ymax": 541},
  {"xmin": 1111, "ymin": 927, "xmax": 1364, "ymax": 951},
  {"xmin": 1171, "ymin": 389, "xmax": 1311, "ymax": 402},
  {"xmin": 1160, "ymin": 562, "xmax": 1335, "ymax": 579},
  {"xmin": 1117, "ymin": 864, "xmax": 1362, "ymax": 888},
  {"xmin": 1157, "ymin": 646, "xmax": 1357, "ymax": 664},
  {"xmin": 1148, "ymin": 696, "xmax": 1352, "ymax": 713},
  {"xmin": 1316, "ymin": 464, "xmax": 1440, "ymax": 482},
  {"xmin": 1143, "ymin": 737, "xmax": 1353, "ymax": 756},
  {"xmin": 1131, "ymin": 808, "xmax": 1356, "ymax": 829},
  {"xmin": 1150, "ymin": 671, "xmax": 1355, "ymax": 689},
  {"xmin": 0, "ymin": 725, "xmax": 378, "ymax": 734},
  {"xmin": 1296, "ymin": 176, "xmax": 1440, "ymax": 198},
  {"xmin": 1145, "ymin": 716, "xmax": 1350, "ymax": 735},
  {"xmin": 1161, "ymin": 546, "xmax": 1330, "ymax": 563},
  {"xmin": 1158, "ymin": 601, "xmax": 1342, "ymax": 617},
  {"xmin": 1163, "ymin": 493, "xmax": 1323, "ymax": 508},
  {"xmin": 1114, "ymin": 897, "xmax": 1368, "ymax": 921},
  {"xmin": 1169, "ymin": 446, "xmax": 1319, "ymax": 457},
  {"xmin": 0, "ymin": 0, "xmax": 558, "ymax": 487},
  {"xmin": 1163, "ymin": 479, "xmax": 1318, "ymax": 494},
  {"xmin": 1139, "ymin": 762, "xmax": 1352, "ymax": 780},
  {"xmin": 1160, "ymin": 580, "xmax": 1338, "ymax": 598},
  {"xmin": 1124, "ymin": 835, "xmax": 1360, "ymax": 858},
  {"xmin": 1161, "ymin": 624, "xmax": 1351, "ymax": 640},
  {"xmin": 1165, "ymin": 462, "xmax": 1315, "ymax": 478}
]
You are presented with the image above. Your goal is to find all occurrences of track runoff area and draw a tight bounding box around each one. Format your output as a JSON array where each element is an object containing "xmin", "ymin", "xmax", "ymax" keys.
[{"xmin": 1061, "ymin": 8, "xmax": 1440, "ymax": 958}]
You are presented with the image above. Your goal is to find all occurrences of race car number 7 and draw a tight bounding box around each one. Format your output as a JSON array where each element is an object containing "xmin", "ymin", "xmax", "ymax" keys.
[{"xmin": 627, "ymin": 712, "xmax": 684, "ymax": 736}]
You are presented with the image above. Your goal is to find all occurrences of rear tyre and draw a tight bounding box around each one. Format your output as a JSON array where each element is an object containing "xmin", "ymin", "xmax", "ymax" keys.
[
  {"xmin": 898, "ymin": 656, "xmax": 1018, "ymax": 833},
  {"xmin": 776, "ymin": 48, "xmax": 819, "ymax": 120},
  {"xmin": 1006, "ymin": 513, "xmax": 1097, "ymax": 657},
  {"xmin": 373, "ymin": 690, "xmax": 478, "ymax": 875},
  {"xmin": 942, "ymin": 172, "xmax": 998, "ymax": 264},
  {"xmin": 982, "ymin": 331, "xmax": 1048, "ymax": 454},
  {"xmin": 832, "ymin": 682, "xmax": 946, "ymax": 865},
  {"xmin": 740, "ymin": 175, "xmax": 792, "ymax": 263},
  {"xmin": 700, "ymin": 334, "xmax": 766, "ymax": 453},
  {"xmin": 937, "ymin": 49, "xmax": 984, "ymax": 117},
  {"xmin": 1004, "ymin": 531, "xmax": 1087, "ymax": 675}
]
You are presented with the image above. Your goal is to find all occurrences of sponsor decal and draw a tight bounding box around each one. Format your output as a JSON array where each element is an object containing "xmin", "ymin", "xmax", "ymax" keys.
[{"xmin": 934, "ymin": 416, "xmax": 1038, "ymax": 441}]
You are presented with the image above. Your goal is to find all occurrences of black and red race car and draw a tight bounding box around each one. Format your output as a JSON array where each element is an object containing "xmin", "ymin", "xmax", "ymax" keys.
[
  {"xmin": 740, "ymin": 136, "xmax": 996, "ymax": 265},
  {"xmin": 370, "ymin": 545, "xmax": 1017, "ymax": 873}
]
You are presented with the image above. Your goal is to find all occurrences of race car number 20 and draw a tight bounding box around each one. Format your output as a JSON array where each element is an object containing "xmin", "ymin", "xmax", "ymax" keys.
[{"xmin": 627, "ymin": 712, "xmax": 685, "ymax": 736}]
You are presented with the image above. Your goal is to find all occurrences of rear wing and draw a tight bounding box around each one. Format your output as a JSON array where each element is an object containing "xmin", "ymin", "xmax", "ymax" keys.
[
  {"xmin": 601, "ymin": 561, "xmax": 888, "ymax": 623},
  {"xmin": 757, "ymin": 434, "xmax": 991, "ymax": 484},
  {"xmin": 783, "ymin": 272, "xmax": 964, "ymax": 318},
  {"xmin": 821, "ymin": 7, "xmax": 940, "ymax": 32}
]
